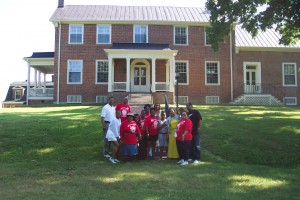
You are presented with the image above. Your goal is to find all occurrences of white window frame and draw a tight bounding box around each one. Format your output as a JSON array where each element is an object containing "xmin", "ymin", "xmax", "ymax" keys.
[
  {"xmin": 96, "ymin": 24, "xmax": 111, "ymax": 44},
  {"xmin": 67, "ymin": 60, "xmax": 83, "ymax": 84},
  {"xmin": 283, "ymin": 97, "xmax": 297, "ymax": 105},
  {"xmin": 68, "ymin": 24, "xmax": 84, "ymax": 44},
  {"xmin": 67, "ymin": 95, "xmax": 82, "ymax": 103},
  {"xmin": 204, "ymin": 27, "xmax": 211, "ymax": 46},
  {"xmin": 95, "ymin": 60, "xmax": 109, "ymax": 84},
  {"xmin": 205, "ymin": 61, "xmax": 220, "ymax": 85},
  {"xmin": 175, "ymin": 61, "xmax": 189, "ymax": 85},
  {"xmin": 15, "ymin": 90, "xmax": 21, "ymax": 100},
  {"xmin": 178, "ymin": 96, "xmax": 189, "ymax": 104},
  {"xmin": 282, "ymin": 63, "xmax": 297, "ymax": 86},
  {"xmin": 133, "ymin": 25, "xmax": 148, "ymax": 43},
  {"xmin": 174, "ymin": 26, "xmax": 188, "ymax": 45},
  {"xmin": 206, "ymin": 96, "xmax": 220, "ymax": 104}
]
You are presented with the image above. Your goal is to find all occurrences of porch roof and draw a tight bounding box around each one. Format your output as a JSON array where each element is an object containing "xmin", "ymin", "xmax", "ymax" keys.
[{"xmin": 111, "ymin": 43, "xmax": 170, "ymax": 50}]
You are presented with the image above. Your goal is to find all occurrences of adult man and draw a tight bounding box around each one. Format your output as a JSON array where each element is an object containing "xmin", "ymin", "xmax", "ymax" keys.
[
  {"xmin": 115, "ymin": 96, "xmax": 131, "ymax": 122},
  {"xmin": 101, "ymin": 96, "xmax": 116, "ymax": 158},
  {"xmin": 186, "ymin": 102, "xmax": 202, "ymax": 164}
]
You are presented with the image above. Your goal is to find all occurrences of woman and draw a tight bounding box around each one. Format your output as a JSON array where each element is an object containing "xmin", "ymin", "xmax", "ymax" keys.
[
  {"xmin": 167, "ymin": 108, "xmax": 180, "ymax": 159},
  {"xmin": 120, "ymin": 112, "xmax": 141, "ymax": 162},
  {"xmin": 175, "ymin": 110, "xmax": 193, "ymax": 166},
  {"xmin": 137, "ymin": 110, "xmax": 147, "ymax": 160},
  {"xmin": 106, "ymin": 110, "xmax": 122, "ymax": 164},
  {"xmin": 145, "ymin": 108, "xmax": 159, "ymax": 159}
]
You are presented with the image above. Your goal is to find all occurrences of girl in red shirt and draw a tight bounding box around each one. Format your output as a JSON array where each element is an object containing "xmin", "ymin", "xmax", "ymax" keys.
[
  {"xmin": 145, "ymin": 108, "xmax": 159, "ymax": 159},
  {"xmin": 120, "ymin": 113, "xmax": 141, "ymax": 161},
  {"xmin": 175, "ymin": 111, "xmax": 193, "ymax": 166}
]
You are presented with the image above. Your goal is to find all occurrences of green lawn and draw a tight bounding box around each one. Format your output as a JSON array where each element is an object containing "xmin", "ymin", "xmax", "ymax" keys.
[{"xmin": 0, "ymin": 105, "xmax": 299, "ymax": 199}]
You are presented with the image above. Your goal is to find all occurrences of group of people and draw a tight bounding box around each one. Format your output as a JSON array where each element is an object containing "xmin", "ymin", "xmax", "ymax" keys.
[{"xmin": 101, "ymin": 96, "xmax": 202, "ymax": 166}]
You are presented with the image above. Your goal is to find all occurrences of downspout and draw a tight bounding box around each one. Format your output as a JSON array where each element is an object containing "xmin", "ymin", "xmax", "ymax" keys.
[
  {"xmin": 230, "ymin": 31, "xmax": 233, "ymax": 101},
  {"xmin": 56, "ymin": 21, "xmax": 61, "ymax": 104}
]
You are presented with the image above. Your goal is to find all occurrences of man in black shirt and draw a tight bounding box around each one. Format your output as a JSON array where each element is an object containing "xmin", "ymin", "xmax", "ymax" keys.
[{"xmin": 186, "ymin": 102, "xmax": 202, "ymax": 163}]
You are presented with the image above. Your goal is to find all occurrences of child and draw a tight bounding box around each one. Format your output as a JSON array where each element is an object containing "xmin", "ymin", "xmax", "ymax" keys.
[{"xmin": 158, "ymin": 111, "xmax": 168, "ymax": 160}]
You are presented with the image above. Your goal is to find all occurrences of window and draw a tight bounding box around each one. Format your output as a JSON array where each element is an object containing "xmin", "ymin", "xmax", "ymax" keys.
[
  {"xmin": 283, "ymin": 63, "xmax": 297, "ymax": 86},
  {"xmin": 205, "ymin": 27, "xmax": 211, "ymax": 46},
  {"xmin": 175, "ymin": 61, "xmax": 188, "ymax": 84},
  {"xmin": 68, "ymin": 60, "xmax": 82, "ymax": 84},
  {"xmin": 15, "ymin": 90, "xmax": 21, "ymax": 100},
  {"xmin": 67, "ymin": 95, "xmax": 82, "ymax": 103},
  {"xmin": 69, "ymin": 24, "xmax": 84, "ymax": 44},
  {"xmin": 174, "ymin": 26, "xmax": 188, "ymax": 45},
  {"xmin": 205, "ymin": 61, "xmax": 220, "ymax": 85},
  {"xmin": 134, "ymin": 25, "xmax": 148, "ymax": 43},
  {"xmin": 96, "ymin": 60, "xmax": 108, "ymax": 83},
  {"xmin": 97, "ymin": 25, "xmax": 111, "ymax": 44}
]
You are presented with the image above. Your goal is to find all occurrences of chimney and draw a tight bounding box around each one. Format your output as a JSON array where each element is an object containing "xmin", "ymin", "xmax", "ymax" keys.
[{"xmin": 58, "ymin": 0, "xmax": 64, "ymax": 8}]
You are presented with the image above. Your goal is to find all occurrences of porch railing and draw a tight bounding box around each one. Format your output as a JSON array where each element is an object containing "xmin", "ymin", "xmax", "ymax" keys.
[
  {"xmin": 113, "ymin": 82, "xmax": 126, "ymax": 91},
  {"xmin": 29, "ymin": 88, "xmax": 54, "ymax": 97},
  {"xmin": 155, "ymin": 82, "xmax": 170, "ymax": 91}
]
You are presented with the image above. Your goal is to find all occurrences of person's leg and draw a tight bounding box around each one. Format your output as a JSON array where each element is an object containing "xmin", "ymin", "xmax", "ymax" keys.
[
  {"xmin": 183, "ymin": 140, "xmax": 192, "ymax": 161},
  {"xmin": 151, "ymin": 141, "xmax": 156, "ymax": 159},
  {"xmin": 111, "ymin": 141, "xmax": 119, "ymax": 159},
  {"xmin": 103, "ymin": 127, "xmax": 109, "ymax": 156}
]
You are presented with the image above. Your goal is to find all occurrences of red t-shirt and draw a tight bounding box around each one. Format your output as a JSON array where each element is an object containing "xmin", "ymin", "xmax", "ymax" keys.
[
  {"xmin": 144, "ymin": 115, "xmax": 159, "ymax": 136},
  {"xmin": 120, "ymin": 120, "xmax": 141, "ymax": 144},
  {"xmin": 175, "ymin": 118, "xmax": 193, "ymax": 141},
  {"xmin": 116, "ymin": 103, "xmax": 131, "ymax": 122},
  {"xmin": 139, "ymin": 116, "xmax": 146, "ymax": 138}
]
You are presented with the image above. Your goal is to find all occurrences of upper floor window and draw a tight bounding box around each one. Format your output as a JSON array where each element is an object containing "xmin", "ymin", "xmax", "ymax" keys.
[
  {"xmin": 96, "ymin": 60, "xmax": 108, "ymax": 83},
  {"xmin": 283, "ymin": 63, "xmax": 297, "ymax": 86},
  {"xmin": 174, "ymin": 26, "xmax": 188, "ymax": 45},
  {"xmin": 205, "ymin": 27, "xmax": 211, "ymax": 46},
  {"xmin": 15, "ymin": 90, "xmax": 21, "ymax": 100},
  {"xmin": 69, "ymin": 24, "xmax": 84, "ymax": 44},
  {"xmin": 68, "ymin": 60, "xmax": 83, "ymax": 84},
  {"xmin": 134, "ymin": 25, "xmax": 148, "ymax": 43},
  {"xmin": 175, "ymin": 61, "xmax": 188, "ymax": 84},
  {"xmin": 205, "ymin": 61, "xmax": 220, "ymax": 85},
  {"xmin": 97, "ymin": 25, "xmax": 111, "ymax": 44}
]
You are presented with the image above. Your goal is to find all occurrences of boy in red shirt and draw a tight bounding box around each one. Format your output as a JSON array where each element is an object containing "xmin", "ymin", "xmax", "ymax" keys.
[
  {"xmin": 116, "ymin": 96, "xmax": 131, "ymax": 122},
  {"xmin": 145, "ymin": 108, "xmax": 159, "ymax": 159}
]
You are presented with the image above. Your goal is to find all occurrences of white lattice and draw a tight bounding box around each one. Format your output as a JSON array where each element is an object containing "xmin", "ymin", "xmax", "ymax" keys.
[{"xmin": 232, "ymin": 94, "xmax": 283, "ymax": 106}]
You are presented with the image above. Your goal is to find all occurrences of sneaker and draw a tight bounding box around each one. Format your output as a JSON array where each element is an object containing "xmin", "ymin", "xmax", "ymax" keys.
[
  {"xmin": 114, "ymin": 159, "xmax": 120, "ymax": 163},
  {"xmin": 180, "ymin": 161, "xmax": 189, "ymax": 166},
  {"xmin": 109, "ymin": 157, "xmax": 116, "ymax": 164},
  {"xmin": 104, "ymin": 153, "xmax": 111, "ymax": 158},
  {"xmin": 193, "ymin": 160, "xmax": 200, "ymax": 164},
  {"xmin": 188, "ymin": 159, "xmax": 193, "ymax": 162},
  {"xmin": 177, "ymin": 159, "xmax": 184, "ymax": 164}
]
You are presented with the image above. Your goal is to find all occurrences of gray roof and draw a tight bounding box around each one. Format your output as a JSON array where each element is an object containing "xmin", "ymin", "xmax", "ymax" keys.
[
  {"xmin": 111, "ymin": 43, "xmax": 170, "ymax": 50},
  {"xmin": 50, "ymin": 5, "xmax": 210, "ymax": 24},
  {"xmin": 235, "ymin": 26, "xmax": 300, "ymax": 48}
]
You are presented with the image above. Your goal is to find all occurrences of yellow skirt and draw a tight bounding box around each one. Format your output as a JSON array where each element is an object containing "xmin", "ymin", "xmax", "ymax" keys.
[{"xmin": 167, "ymin": 129, "xmax": 179, "ymax": 159}]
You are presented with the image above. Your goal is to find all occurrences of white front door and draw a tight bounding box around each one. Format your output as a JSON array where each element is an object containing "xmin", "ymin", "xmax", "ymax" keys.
[
  {"xmin": 131, "ymin": 64, "xmax": 150, "ymax": 92},
  {"xmin": 244, "ymin": 63, "xmax": 261, "ymax": 93}
]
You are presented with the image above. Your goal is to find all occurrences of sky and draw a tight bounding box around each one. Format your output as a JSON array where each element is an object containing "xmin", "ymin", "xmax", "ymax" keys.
[{"xmin": 0, "ymin": 0, "xmax": 206, "ymax": 103}]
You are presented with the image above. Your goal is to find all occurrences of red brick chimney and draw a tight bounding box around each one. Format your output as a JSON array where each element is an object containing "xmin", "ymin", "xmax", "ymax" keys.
[{"xmin": 58, "ymin": 0, "xmax": 64, "ymax": 8}]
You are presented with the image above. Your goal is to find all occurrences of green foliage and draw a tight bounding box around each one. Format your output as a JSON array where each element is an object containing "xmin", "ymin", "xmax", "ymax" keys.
[
  {"xmin": 206, "ymin": 0, "xmax": 300, "ymax": 51},
  {"xmin": 0, "ymin": 105, "xmax": 300, "ymax": 199}
]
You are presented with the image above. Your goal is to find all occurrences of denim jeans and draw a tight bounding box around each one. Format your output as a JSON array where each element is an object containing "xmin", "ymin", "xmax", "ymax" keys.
[{"xmin": 190, "ymin": 134, "xmax": 201, "ymax": 160}]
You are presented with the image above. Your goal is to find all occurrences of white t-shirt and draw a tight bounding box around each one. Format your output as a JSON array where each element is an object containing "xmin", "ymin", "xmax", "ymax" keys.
[
  {"xmin": 101, "ymin": 103, "xmax": 116, "ymax": 122},
  {"xmin": 106, "ymin": 117, "xmax": 121, "ymax": 141}
]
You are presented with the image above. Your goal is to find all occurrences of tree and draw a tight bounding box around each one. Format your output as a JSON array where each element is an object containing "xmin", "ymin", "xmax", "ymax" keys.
[{"xmin": 205, "ymin": 0, "xmax": 300, "ymax": 51}]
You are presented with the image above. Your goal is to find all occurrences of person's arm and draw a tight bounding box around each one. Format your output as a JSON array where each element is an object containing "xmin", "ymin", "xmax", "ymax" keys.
[
  {"xmin": 101, "ymin": 117, "xmax": 106, "ymax": 130},
  {"xmin": 181, "ymin": 130, "xmax": 189, "ymax": 141}
]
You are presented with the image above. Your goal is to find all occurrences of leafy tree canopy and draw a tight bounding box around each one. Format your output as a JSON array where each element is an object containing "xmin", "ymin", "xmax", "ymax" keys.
[{"xmin": 205, "ymin": 0, "xmax": 300, "ymax": 51}]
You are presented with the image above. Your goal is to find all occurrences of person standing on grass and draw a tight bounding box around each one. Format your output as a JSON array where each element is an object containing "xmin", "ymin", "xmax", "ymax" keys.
[
  {"xmin": 158, "ymin": 111, "xmax": 168, "ymax": 160},
  {"xmin": 106, "ymin": 110, "xmax": 122, "ymax": 164},
  {"xmin": 186, "ymin": 102, "xmax": 202, "ymax": 164},
  {"xmin": 116, "ymin": 96, "xmax": 131, "ymax": 123},
  {"xmin": 101, "ymin": 96, "xmax": 116, "ymax": 158},
  {"xmin": 145, "ymin": 108, "xmax": 159, "ymax": 159},
  {"xmin": 154, "ymin": 103, "xmax": 161, "ymax": 118},
  {"xmin": 120, "ymin": 112, "xmax": 141, "ymax": 162},
  {"xmin": 167, "ymin": 108, "xmax": 180, "ymax": 159},
  {"xmin": 175, "ymin": 111, "xmax": 193, "ymax": 166},
  {"xmin": 137, "ymin": 110, "xmax": 147, "ymax": 160},
  {"xmin": 144, "ymin": 104, "xmax": 151, "ymax": 118}
]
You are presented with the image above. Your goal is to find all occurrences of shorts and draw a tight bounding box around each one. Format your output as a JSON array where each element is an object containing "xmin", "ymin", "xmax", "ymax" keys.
[
  {"xmin": 123, "ymin": 144, "xmax": 138, "ymax": 156},
  {"xmin": 158, "ymin": 133, "xmax": 168, "ymax": 147},
  {"xmin": 147, "ymin": 135, "xmax": 158, "ymax": 142}
]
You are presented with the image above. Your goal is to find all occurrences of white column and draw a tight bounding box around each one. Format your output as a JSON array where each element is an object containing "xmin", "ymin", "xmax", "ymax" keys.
[
  {"xmin": 166, "ymin": 60, "xmax": 170, "ymax": 90},
  {"xmin": 108, "ymin": 56, "xmax": 113, "ymax": 92},
  {"xmin": 151, "ymin": 58, "xmax": 156, "ymax": 92},
  {"xmin": 38, "ymin": 71, "xmax": 42, "ymax": 88},
  {"xmin": 126, "ymin": 57, "xmax": 130, "ymax": 92},
  {"xmin": 34, "ymin": 68, "xmax": 37, "ymax": 89},
  {"xmin": 169, "ymin": 57, "xmax": 175, "ymax": 92},
  {"xmin": 43, "ymin": 74, "xmax": 47, "ymax": 93},
  {"xmin": 26, "ymin": 64, "xmax": 31, "ymax": 105}
]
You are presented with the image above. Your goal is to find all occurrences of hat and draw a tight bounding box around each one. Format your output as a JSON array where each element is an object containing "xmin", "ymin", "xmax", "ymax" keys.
[
  {"xmin": 186, "ymin": 102, "xmax": 193, "ymax": 107},
  {"xmin": 127, "ymin": 112, "xmax": 134, "ymax": 116}
]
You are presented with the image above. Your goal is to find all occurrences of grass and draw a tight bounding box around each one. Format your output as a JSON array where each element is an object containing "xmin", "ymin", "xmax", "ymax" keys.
[{"xmin": 0, "ymin": 105, "xmax": 299, "ymax": 199}]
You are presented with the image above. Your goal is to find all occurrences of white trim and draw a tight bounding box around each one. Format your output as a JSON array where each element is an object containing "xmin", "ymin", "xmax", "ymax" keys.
[
  {"xmin": 178, "ymin": 96, "xmax": 188, "ymax": 104},
  {"xmin": 205, "ymin": 61, "xmax": 220, "ymax": 85},
  {"xmin": 57, "ymin": 22, "xmax": 62, "ymax": 104},
  {"xmin": 283, "ymin": 97, "xmax": 297, "ymax": 105},
  {"xmin": 175, "ymin": 60, "xmax": 189, "ymax": 85},
  {"xmin": 96, "ymin": 24, "xmax": 111, "ymax": 44},
  {"xmin": 173, "ymin": 26, "xmax": 188, "ymax": 46},
  {"xmin": 236, "ymin": 46, "xmax": 300, "ymax": 53},
  {"xmin": 133, "ymin": 25, "xmax": 148, "ymax": 43},
  {"xmin": 95, "ymin": 60, "xmax": 109, "ymax": 84},
  {"xmin": 243, "ymin": 61, "xmax": 261, "ymax": 85},
  {"xmin": 204, "ymin": 27, "xmax": 211, "ymax": 46},
  {"xmin": 206, "ymin": 96, "xmax": 219, "ymax": 104},
  {"xmin": 67, "ymin": 60, "xmax": 83, "ymax": 84},
  {"xmin": 96, "ymin": 95, "xmax": 108, "ymax": 103},
  {"xmin": 67, "ymin": 95, "xmax": 82, "ymax": 103},
  {"xmin": 68, "ymin": 24, "xmax": 84, "ymax": 44},
  {"xmin": 282, "ymin": 63, "xmax": 297, "ymax": 87}
]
